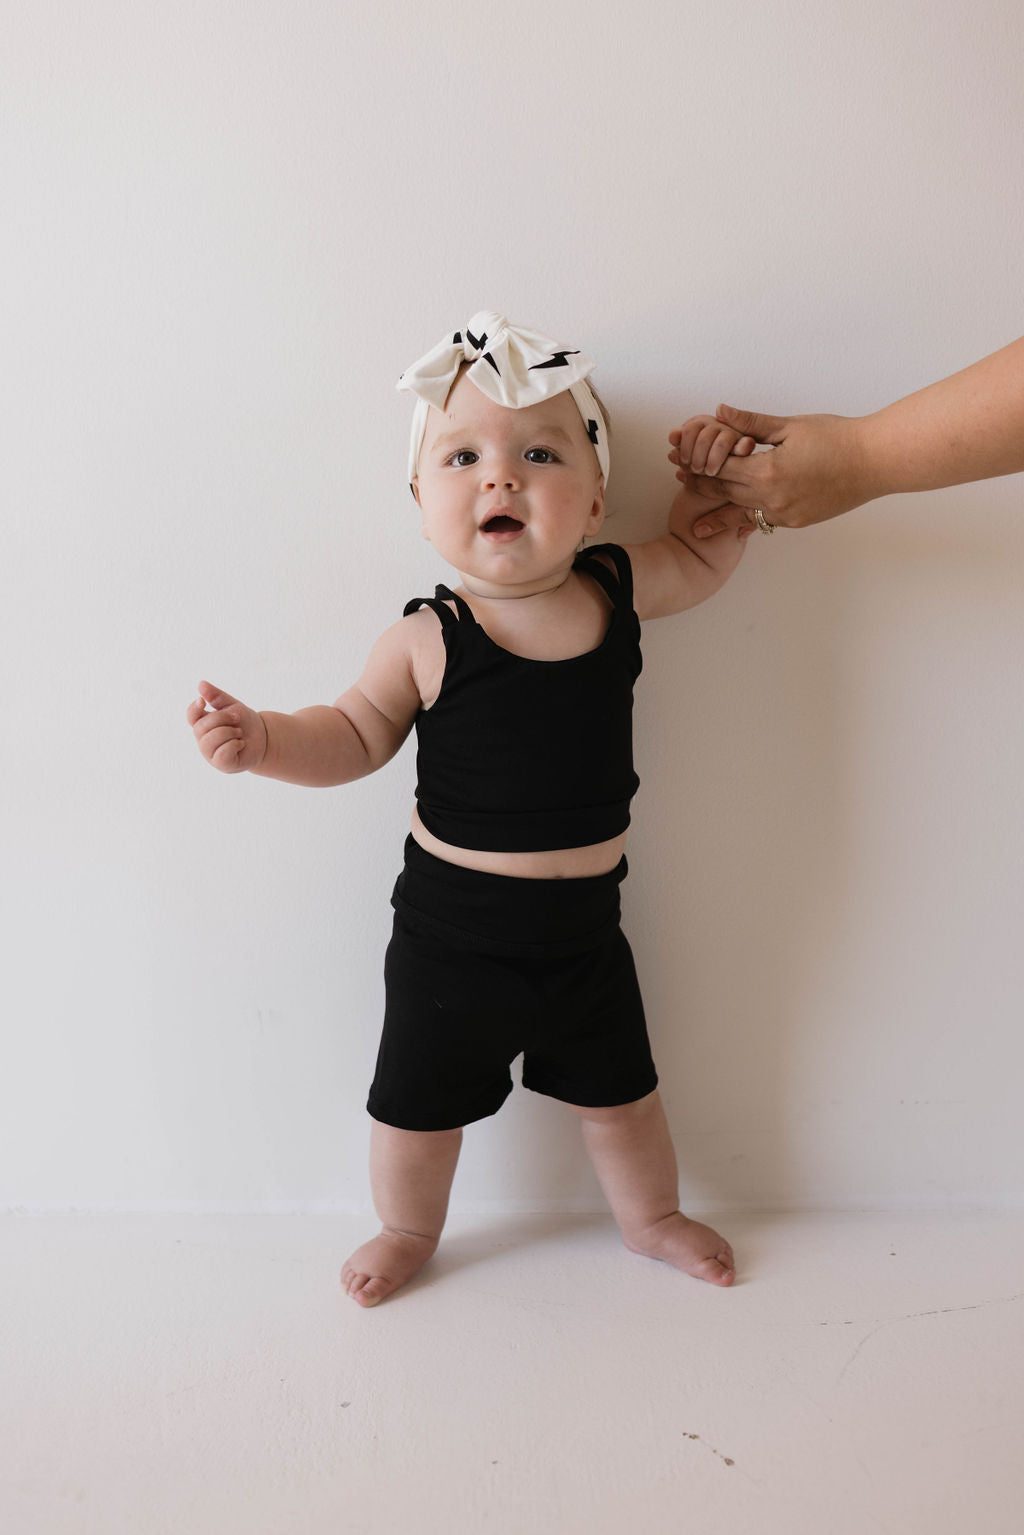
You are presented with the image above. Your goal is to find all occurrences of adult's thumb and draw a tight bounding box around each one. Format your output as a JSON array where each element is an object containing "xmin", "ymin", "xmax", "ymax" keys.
[{"xmin": 716, "ymin": 404, "xmax": 788, "ymax": 444}]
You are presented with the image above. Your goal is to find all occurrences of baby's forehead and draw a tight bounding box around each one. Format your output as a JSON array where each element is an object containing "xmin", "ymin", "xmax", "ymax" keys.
[{"xmin": 423, "ymin": 380, "xmax": 584, "ymax": 446}]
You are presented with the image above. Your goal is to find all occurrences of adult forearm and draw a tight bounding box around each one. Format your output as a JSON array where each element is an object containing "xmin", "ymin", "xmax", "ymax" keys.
[
  {"xmin": 860, "ymin": 335, "xmax": 1024, "ymax": 498},
  {"xmin": 250, "ymin": 705, "xmax": 370, "ymax": 787}
]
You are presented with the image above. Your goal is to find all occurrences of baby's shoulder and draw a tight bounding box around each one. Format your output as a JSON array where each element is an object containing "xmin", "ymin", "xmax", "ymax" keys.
[
  {"xmin": 583, "ymin": 545, "xmax": 619, "ymax": 580},
  {"xmin": 395, "ymin": 602, "xmax": 448, "ymax": 710},
  {"xmin": 398, "ymin": 596, "xmax": 453, "ymax": 640}
]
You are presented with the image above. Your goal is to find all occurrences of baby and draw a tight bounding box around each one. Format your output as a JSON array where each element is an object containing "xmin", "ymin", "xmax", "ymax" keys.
[{"xmin": 187, "ymin": 311, "xmax": 756, "ymax": 1307}]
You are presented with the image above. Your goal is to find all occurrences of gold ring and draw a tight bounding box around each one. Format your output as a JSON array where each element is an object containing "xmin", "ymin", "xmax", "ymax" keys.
[{"xmin": 754, "ymin": 509, "xmax": 775, "ymax": 535}]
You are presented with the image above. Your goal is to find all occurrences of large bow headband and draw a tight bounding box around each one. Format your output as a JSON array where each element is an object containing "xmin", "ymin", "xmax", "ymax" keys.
[{"xmin": 397, "ymin": 310, "xmax": 610, "ymax": 489}]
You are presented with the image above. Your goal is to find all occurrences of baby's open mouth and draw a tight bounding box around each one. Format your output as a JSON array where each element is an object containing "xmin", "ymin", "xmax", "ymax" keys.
[{"xmin": 482, "ymin": 515, "xmax": 524, "ymax": 533}]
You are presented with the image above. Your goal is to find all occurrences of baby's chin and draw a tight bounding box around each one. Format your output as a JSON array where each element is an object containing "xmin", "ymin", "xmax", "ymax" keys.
[{"xmin": 452, "ymin": 553, "xmax": 583, "ymax": 600}]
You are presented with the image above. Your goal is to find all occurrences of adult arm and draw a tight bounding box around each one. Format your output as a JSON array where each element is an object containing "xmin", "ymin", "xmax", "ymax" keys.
[{"xmin": 670, "ymin": 334, "xmax": 1024, "ymax": 535}]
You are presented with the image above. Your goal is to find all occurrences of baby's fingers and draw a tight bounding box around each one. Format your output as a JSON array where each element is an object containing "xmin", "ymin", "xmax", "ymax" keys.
[
  {"xmin": 670, "ymin": 415, "xmax": 720, "ymax": 468},
  {"xmin": 200, "ymin": 722, "xmax": 247, "ymax": 771},
  {"xmin": 703, "ymin": 430, "xmax": 755, "ymax": 477},
  {"xmin": 671, "ymin": 418, "xmax": 755, "ymax": 476},
  {"xmin": 211, "ymin": 735, "xmax": 246, "ymax": 771},
  {"xmin": 197, "ymin": 679, "xmax": 241, "ymax": 711}
]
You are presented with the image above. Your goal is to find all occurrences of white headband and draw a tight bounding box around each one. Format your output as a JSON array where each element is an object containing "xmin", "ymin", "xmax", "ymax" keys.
[{"xmin": 397, "ymin": 310, "xmax": 610, "ymax": 489}]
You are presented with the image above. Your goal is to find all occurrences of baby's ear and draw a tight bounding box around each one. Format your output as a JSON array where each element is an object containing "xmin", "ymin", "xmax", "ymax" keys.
[{"xmin": 411, "ymin": 480, "xmax": 431, "ymax": 541}]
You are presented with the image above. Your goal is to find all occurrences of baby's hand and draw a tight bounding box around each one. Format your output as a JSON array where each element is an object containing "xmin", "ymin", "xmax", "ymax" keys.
[
  {"xmin": 668, "ymin": 416, "xmax": 756, "ymax": 477},
  {"xmin": 186, "ymin": 680, "xmax": 268, "ymax": 774}
]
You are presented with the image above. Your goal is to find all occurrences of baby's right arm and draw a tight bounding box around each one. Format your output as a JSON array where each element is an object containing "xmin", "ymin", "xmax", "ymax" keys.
[{"xmin": 186, "ymin": 618, "xmax": 423, "ymax": 788}]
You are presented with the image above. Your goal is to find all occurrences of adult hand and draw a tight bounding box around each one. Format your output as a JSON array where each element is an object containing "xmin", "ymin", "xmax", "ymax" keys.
[{"xmin": 669, "ymin": 407, "xmax": 873, "ymax": 538}]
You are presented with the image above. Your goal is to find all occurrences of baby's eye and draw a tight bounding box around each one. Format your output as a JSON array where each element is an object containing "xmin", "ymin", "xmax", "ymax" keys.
[
  {"xmin": 525, "ymin": 447, "xmax": 558, "ymax": 464},
  {"xmin": 448, "ymin": 450, "xmax": 478, "ymax": 467}
]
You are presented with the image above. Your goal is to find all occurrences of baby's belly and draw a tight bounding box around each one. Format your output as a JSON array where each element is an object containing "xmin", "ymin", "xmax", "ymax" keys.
[{"xmin": 410, "ymin": 806, "xmax": 628, "ymax": 879}]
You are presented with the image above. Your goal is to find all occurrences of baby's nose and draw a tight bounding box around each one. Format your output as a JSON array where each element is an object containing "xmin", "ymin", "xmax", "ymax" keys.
[{"xmin": 483, "ymin": 464, "xmax": 521, "ymax": 490}]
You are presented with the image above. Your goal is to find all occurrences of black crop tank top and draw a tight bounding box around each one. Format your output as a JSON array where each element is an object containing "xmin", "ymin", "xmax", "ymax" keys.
[{"xmin": 402, "ymin": 542, "xmax": 643, "ymax": 853}]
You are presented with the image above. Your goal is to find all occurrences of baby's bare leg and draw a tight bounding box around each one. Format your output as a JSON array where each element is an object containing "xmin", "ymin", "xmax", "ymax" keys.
[
  {"xmin": 341, "ymin": 1118, "xmax": 463, "ymax": 1308},
  {"xmin": 569, "ymin": 1089, "xmax": 735, "ymax": 1287}
]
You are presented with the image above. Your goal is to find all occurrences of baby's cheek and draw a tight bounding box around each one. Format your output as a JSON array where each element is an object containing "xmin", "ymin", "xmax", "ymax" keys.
[{"xmin": 560, "ymin": 485, "xmax": 593, "ymax": 515}]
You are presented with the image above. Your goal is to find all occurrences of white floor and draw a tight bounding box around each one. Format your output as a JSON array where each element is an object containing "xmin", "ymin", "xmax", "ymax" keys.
[{"xmin": 4, "ymin": 1210, "xmax": 1024, "ymax": 1534}]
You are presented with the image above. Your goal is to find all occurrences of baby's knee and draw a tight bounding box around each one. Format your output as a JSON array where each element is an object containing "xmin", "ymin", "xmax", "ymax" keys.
[{"xmin": 566, "ymin": 1090, "xmax": 658, "ymax": 1125}]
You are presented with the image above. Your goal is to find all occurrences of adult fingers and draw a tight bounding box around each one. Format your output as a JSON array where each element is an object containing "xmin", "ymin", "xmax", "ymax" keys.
[
  {"xmin": 677, "ymin": 449, "xmax": 772, "ymax": 506},
  {"xmin": 705, "ymin": 433, "xmax": 756, "ymax": 477},
  {"xmin": 691, "ymin": 503, "xmax": 758, "ymax": 538},
  {"xmin": 715, "ymin": 404, "xmax": 789, "ymax": 444}
]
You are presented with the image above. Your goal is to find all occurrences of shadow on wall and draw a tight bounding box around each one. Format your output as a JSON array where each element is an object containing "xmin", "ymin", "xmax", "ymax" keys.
[{"xmin": 634, "ymin": 485, "xmax": 1022, "ymax": 1210}]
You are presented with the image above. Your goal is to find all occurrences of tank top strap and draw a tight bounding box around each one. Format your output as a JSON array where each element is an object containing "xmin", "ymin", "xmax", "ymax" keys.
[
  {"xmin": 402, "ymin": 584, "xmax": 475, "ymax": 629},
  {"xmin": 434, "ymin": 584, "xmax": 476, "ymax": 625},
  {"xmin": 574, "ymin": 542, "xmax": 635, "ymax": 614}
]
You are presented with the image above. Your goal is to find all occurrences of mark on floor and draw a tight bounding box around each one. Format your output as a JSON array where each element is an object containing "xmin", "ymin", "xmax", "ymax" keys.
[
  {"xmin": 835, "ymin": 1291, "xmax": 1024, "ymax": 1383},
  {"xmin": 817, "ymin": 1289, "xmax": 1024, "ymax": 1328},
  {"xmin": 683, "ymin": 1432, "xmax": 734, "ymax": 1467}
]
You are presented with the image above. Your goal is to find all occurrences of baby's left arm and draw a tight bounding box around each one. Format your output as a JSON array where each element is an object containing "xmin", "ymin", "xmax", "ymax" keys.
[{"xmin": 624, "ymin": 425, "xmax": 757, "ymax": 621}]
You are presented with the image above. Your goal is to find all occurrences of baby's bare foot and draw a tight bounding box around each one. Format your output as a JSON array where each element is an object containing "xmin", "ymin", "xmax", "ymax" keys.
[
  {"xmin": 624, "ymin": 1212, "xmax": 735, "ymax": 1287},
  {"xmin": 341, "ymin": 1227, "xmax": 439, "ymax": 1308}
]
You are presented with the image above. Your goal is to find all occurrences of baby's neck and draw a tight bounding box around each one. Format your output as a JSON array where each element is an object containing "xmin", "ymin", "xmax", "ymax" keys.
[
  {"xmin": 461, "ymin": 574, "xmax": 571, "ymax": 603},
  {"xmin": 457, "ymin": 559, "xmax": 581, "ymax": 604}
]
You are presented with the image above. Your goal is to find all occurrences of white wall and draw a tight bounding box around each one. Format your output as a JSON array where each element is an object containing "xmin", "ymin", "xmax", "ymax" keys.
[{"xmin": 3, "ymin": 0, "xmax": 1022, "ymax": 1214}]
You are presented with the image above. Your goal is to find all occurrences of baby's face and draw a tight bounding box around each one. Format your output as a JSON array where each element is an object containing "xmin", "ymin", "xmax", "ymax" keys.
[{"xmin": 413, "ymin": 374, "xmax": 605, "ymax": 594}]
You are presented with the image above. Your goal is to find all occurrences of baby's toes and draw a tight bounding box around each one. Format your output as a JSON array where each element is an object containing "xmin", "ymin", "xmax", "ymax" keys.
[
  {"xmin": 340, "ymin": 1263, "xmax": 375, "ymax": 1298},
  {"xmin": 703, "ymin": 1251, "xmax": 736, "ymax": 1286},
  {"xmin": 340, "ymin": 1262, "xmax": 394, "ymax": 1306},
  {"xmin": 351, "ymin": 1275, "xmax": 394, "ymax": 1307}
]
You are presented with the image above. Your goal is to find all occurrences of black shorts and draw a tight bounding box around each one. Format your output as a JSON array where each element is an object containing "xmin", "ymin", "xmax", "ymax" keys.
[{"xmin": 366, "ymin": 835, "xmax": 658, "ymax": 1132}]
